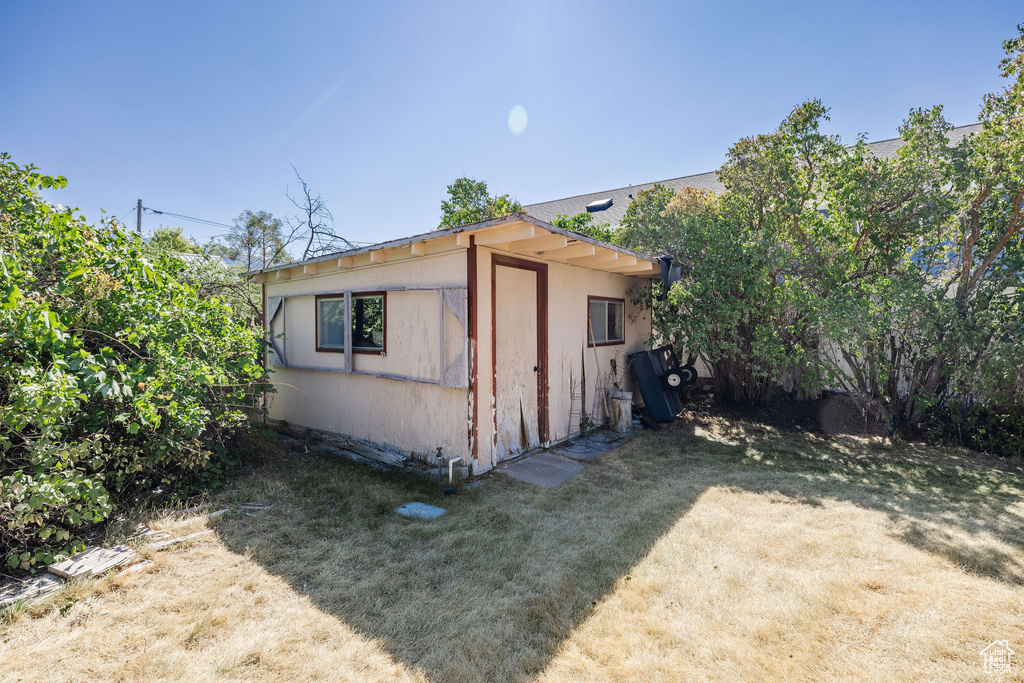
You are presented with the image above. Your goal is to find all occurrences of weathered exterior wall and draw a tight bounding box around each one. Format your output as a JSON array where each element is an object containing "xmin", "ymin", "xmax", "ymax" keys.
[
  {"xmin": 264, "ymin": 251, "xmax": 470, "ymax": 459},
  {"xmin": 547, "ymin": 262, "xmax": 650, "ymax": 442},
  {"xmin": 472, "ymin": 246, "xmax": 652, "ymax": 473},
  {"xmin": 266, "ymin": 368, "xmax": 468, "ymax": 458}
]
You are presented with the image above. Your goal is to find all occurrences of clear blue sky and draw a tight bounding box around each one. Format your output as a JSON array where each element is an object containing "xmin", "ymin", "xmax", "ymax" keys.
[{"xmin": 2, "ymin": 1, "xmax": 1019, "ymax": 248}]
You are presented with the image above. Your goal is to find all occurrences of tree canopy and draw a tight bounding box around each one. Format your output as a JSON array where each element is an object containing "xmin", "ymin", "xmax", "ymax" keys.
[
  {"xmin": 438, "ymin": 177, "xmax": 522, "ymax": 230},
  {"xmin": 551, "ymin": 212, "xmax": 615, "ymax": 243},
  {"xmin": 145, "ymin": 226, "xmax": 202, "ymax": 254},
  {"xmin": 207, "ymin": 210, "xmax": 288, "ymax": 270}
]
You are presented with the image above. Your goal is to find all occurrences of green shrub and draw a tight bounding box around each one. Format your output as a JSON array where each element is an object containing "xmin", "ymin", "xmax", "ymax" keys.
[
  {"xmin": 924, "ymin": 399, "xmax": 1024, "ymax": 459},
  {"xmin": 0, "ymin": 154, "xmax": 271, "ymax": 569}
]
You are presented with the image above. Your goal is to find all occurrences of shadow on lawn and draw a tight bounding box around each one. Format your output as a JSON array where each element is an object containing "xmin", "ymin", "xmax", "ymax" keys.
[
  {"xmin": 216, "ymin": 437, "xmax": 709, "ymax": 682},
  {"xmin": 215, "ymin": 421, "xmax": 1023, "ymax": 682},
  {"xmin": 690, "ymin": 419, "xmax": 1024, "ymax": 585}
]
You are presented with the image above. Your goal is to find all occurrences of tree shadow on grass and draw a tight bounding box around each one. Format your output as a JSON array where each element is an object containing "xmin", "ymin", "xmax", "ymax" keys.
[
  {"xmin": 215, "ymin": 422, "xmax": 1024, "ymax": 682},
  {"xmin": 215, "ymin": 438, "xmax": 711, "ymax": 682},
  {"xmin": 690, "ymin": 419, "xmax": 1024, "ymax": 585}
]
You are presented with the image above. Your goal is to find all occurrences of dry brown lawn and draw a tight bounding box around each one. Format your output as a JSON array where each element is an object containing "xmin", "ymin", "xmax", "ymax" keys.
[{"xmin": 2, "ymin": 417, "xmax": 1023, "ymax": 682}]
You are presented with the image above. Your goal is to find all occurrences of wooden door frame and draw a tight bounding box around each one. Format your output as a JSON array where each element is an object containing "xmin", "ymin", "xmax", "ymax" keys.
[{"xmin": 491, "ymin": 254, "xmax": 549, "ymax": 453}]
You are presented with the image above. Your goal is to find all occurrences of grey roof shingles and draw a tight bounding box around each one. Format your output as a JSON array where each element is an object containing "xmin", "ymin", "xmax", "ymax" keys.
[{"xmin": 523, "ymin": 123, "xmax": 982, "ymax": 228}]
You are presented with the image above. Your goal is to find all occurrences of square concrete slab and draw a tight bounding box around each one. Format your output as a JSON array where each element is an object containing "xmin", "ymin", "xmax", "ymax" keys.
[
  {"xmin": 395, "ymin": 502, "xmax": 447, "ymax": 519},
  {"xmin": 500, "ymin": 452, "xmax": 584, "ymax": 488}
]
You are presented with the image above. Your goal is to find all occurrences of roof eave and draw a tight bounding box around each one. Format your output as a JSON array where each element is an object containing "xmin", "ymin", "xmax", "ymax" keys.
[{"xmin": 246, "ymin": 212, "xmax": 658, "ymax": 278}]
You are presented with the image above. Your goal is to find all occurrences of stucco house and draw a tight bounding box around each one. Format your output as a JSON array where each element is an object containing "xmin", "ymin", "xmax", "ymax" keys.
[{"xmin": 249, "ymin": 213, "xmax": 658, "ymax": 474}]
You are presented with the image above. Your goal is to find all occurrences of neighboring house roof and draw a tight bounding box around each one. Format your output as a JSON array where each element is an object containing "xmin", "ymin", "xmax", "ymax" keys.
[
  {"xmin": 523, "ymin": 123, "xmax": 983, "ymax": 229},
  {"xmin": 248, "ymin": 213, "xmax": 660, "ymax": 280}
]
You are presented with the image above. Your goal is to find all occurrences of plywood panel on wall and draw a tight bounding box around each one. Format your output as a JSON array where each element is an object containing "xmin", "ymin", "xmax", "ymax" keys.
[{"xmin": 354, "ymin": 290, "xmax": 440, "ymax": 381}]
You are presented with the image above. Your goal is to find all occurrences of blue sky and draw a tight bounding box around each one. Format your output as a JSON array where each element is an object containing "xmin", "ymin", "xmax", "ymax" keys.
[{"xmin": 2, "ymin": 1, "xmax": 1019, "ymax": 248}]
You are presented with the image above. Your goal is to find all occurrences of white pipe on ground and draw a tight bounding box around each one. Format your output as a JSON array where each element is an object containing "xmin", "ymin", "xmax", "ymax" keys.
[{"xmin": 448, "ymin": 457, "xmax": 462, "ymax": 484}]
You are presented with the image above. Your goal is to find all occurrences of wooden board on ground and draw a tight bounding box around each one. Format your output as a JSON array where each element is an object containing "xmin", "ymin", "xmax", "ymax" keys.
[
  {"xmin": 0, "ymin": 573, "xmax": 63, "ymax": 609},
  {"xmin": 274, "ymin": 421, "xmax": 407, "ymax": 467},
  {"xmin": 47, "ymin": 545, "xmax": 137, "ymax": 580}
]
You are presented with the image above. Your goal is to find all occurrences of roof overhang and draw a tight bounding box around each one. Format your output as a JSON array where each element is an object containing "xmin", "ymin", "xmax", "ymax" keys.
[{"xmin": 247, "ymin": 213, "xmax": 659, "ymax": 282}]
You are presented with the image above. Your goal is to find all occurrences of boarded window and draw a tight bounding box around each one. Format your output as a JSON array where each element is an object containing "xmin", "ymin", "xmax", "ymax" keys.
[
  {"xmin": 316, "ymin": 296, "xmax": 346, "ymax": 351},
  {"xmin": 588, "ymin": 296, "xmax": 624, "ymax": 346},
  {"xmin": 352, "ymin": 292, "xmax": 386, "ymax": 353}
]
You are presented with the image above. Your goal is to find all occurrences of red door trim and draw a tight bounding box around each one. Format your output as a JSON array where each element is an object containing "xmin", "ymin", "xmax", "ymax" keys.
[{"xmin": 467, "ymin": 236, "xmax": 478, "ymax": 462}]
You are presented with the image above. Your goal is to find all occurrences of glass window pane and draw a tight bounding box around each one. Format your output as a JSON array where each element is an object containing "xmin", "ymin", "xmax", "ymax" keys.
[
  {"xmin": 589, "ymin": 300, "xmax": 607, "ymax": 344},
  {"xmin": 353, "ymin": 294, "xmax": 384, "ymax": 350},
  {"xmin": 318, "ymin": 298, "xmax": 346, "ymax": 349},
  {"xmin": 607, "ymin": 301, "xmax": 624, "ymax": 342}
]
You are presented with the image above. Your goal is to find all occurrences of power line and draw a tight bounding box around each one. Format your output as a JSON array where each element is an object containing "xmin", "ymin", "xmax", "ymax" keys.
[
  {"xmin": 143, "ymin": 207, "xmax": 235, "ymax": 231},
  {"xmin": 138, "ymin": 205, "xmax": 373, "ymax": 248}
]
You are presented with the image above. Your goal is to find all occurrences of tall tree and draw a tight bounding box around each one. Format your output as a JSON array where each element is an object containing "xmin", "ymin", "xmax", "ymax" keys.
[
  {"xmin": 437, "ymin": 177, "xmax": 522, "ymax": 230},
  {"xmin": 796, "ymin": 27, "xmax": 1024, "ymax": 430},
  {"xmin": 209, "ymin": 210, "xmax": 288, "ymax": 271}
]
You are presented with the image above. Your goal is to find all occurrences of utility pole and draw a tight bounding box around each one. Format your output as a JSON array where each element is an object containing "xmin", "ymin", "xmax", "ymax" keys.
[{"xmin": 136, "ymin": 199, "xmax": 142, "ymax": 235}]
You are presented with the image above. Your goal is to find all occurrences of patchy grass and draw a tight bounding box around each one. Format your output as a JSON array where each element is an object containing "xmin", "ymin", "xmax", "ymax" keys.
[{"xmin": 1, "ymin": 418, "xmax": 1023, "ymax": 682}]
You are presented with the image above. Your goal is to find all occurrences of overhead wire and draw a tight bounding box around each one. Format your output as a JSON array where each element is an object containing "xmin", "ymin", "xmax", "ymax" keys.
[
  {"xmin": 143, "ymin": 207, "xmax": 235, "ymax": 231},
  {"xmin": 139, "ymin": 205, "xmax": 374, "ymax": 248}
]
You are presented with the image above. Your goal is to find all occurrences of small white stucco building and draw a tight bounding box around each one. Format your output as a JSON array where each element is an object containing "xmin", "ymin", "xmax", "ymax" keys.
[{"xmin": 249, "ymin": 213, "xmax": 659, "ymax": 474}]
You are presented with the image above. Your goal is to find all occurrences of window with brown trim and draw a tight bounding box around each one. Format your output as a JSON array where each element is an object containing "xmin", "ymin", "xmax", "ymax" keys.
[
  {"xmin": 352, "ymin": 291, "xmax": 386, "ymax": 353},
  {"xmin": 588, "ymin": 296, "xmax": 624, "ymax": 346},
  {"xmin": 315, "ymin": 295, "xmax": 346, "ymax": 352}
]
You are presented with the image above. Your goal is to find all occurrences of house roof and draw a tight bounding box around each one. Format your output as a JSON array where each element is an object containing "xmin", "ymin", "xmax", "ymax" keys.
[
  {"xmin": 523, "ymin": 123, "xmax": 983, "ymax": 229},
  {"xmin": 249, "ymin": 213, "xmax": 661, "ymax": 282}
]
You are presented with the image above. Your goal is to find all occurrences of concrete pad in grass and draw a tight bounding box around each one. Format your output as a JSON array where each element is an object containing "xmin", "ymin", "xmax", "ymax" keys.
[
  {"xmin": 500, "ymin": 452, "xmax": 584, "ymax": 488},
  {"xmin": 395, "ymin": 502, "xmax": 447, "ymax": 519}
]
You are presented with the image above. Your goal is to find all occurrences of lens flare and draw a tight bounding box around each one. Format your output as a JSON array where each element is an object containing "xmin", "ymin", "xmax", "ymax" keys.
[{"xmin": 508, "ymin": 105, "xmax": 528, "ymax": 135}]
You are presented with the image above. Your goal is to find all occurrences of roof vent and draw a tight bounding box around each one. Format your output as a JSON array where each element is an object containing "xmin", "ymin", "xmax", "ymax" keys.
[{"xmin": 586, "ymin": 197, "xmax": 613, "ymax": 212}]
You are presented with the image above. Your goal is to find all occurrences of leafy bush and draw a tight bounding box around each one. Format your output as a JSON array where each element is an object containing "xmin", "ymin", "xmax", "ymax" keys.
[
  {"xmin": 624, "ymin": 27, "xmax": 1024, "ymax": 432},
  {"xmin": 620, "ymin": 181, "xmax": 816, "ymax": 406},
  {"xmin": 0, "ymin": 155, "xmax": 271, "ymax": 569}
]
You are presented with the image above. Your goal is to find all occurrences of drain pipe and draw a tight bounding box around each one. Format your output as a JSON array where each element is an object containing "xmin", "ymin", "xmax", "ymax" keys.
[{"xmin": 448, "ymin": 457, "xmax": 462, "ymax": 484}]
